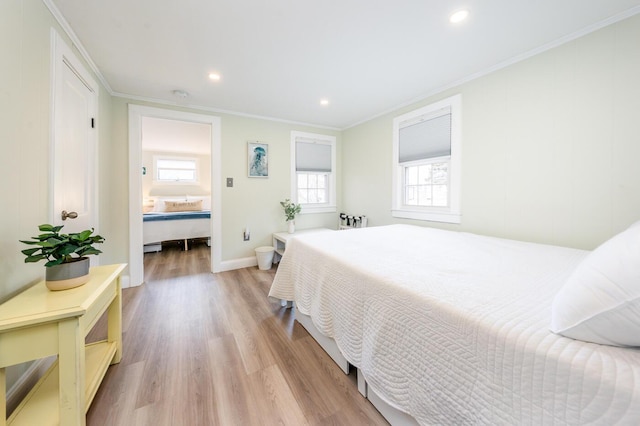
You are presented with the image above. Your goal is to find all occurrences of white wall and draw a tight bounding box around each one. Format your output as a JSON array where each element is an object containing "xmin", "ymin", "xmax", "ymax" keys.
[
  {"xmin": 342, "ymin": 13, "xmax": 640, "ymax": 250},
  {"xmin": 109, "ymin": 97, "xmax": 341, "ymax": 262},
  {"xmin": 141, "ymin": 150, "xmax": 212, "ymax": 199}
]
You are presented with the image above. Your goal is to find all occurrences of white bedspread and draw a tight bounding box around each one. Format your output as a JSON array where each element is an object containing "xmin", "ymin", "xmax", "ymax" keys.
[
  {"xmin": 268, "ymin": 225, "xmax": 640, "ymax": 425},
  {"xmin": 142, "ymin": 212, "xmax": 211, "ymax": 245}
]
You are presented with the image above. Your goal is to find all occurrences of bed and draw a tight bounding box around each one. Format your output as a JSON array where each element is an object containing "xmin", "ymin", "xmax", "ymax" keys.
[
  {"xmin": 143, "ymin": 196, "xmax": 211, "ymax": 251},
  {"xmin": 268, "ymin": 224, "xmax": 640, "ymax": 425}
]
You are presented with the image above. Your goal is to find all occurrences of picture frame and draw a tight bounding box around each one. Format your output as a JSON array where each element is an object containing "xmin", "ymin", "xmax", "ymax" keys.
[{"xmin": 248, "ymin": 141, "xmax": 268, "ymax": 178}]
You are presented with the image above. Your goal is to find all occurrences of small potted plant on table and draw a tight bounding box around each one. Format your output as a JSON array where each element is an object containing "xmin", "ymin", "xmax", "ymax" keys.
[
  {"xmin": 20, "ymin": 224, "xmax": 105, "ymax": 291},
  {"xmin": 280, "ymin": 199, "xmax": 302, "ymax": 234}
]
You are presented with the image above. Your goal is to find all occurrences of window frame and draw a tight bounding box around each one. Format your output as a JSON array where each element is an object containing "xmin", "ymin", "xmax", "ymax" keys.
[
  {"xmin": 153, "ymin": 155, "xmax": 199, "ymax": 184},
  {"xmin": 401, "ymin": 156, "xmax": 451, "ymax": 208},
  {"xmin": 296, "ymin": 171, "xmax": 329, "ymax": 205},
  {"xmin": 392, "ymin": 94, "xmax": 461, "ymax": 224},
  {"xmin": 290, "ymin": 131, "xmax": 337, "ymax": 214}
]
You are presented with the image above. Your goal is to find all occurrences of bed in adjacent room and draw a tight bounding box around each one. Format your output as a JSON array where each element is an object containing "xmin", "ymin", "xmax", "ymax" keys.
[
  {"xmin": 268, "ymin": 224, "xmax": 640, "ymax": 425},
  {"xmin": 143, "ymin": 196, "xmax": 211, "ymax": 251}
]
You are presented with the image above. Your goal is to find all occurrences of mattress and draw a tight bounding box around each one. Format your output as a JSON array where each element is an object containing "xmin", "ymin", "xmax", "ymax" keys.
[{"xmin": 268, "ymin": 224, "xmax": 640, "ymax": 425}]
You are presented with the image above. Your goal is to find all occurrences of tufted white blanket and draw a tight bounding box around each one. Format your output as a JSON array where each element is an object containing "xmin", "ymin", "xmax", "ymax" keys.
[{"xmin": 268, "ymin": 224, "xmax": 640, "ymax": 425}]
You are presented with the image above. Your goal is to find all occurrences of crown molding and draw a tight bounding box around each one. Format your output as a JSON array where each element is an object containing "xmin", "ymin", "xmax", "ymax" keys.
[
  {"xmin": 112, "ymin": 91, "xmax": 342, "ymax": 131},
  {"xmin": 42, "ymin": 0, "xmax": 640, "ymax": 131},
  {"xmin": 42, "ymin": 0, "xmax": 113, "ymax": 94},
  {"xmin": 344, "ymin": 5, "xmax": 640, "ymax": 130}
]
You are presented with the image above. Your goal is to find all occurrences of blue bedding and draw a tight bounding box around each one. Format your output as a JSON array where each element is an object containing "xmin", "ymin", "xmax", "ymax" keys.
[{"xmin": 143, "ymin": 211, "xmax": 211, "ymax": 222}]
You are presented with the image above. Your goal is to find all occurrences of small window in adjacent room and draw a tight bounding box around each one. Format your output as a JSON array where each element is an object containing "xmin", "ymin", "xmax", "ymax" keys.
[
  {"xmin": 291, "ymin": 131, "xmax": 336, "ymax": 214},
  {"xmin": 154, "ymin": 157, "xmax": 198, "ymax": 183},
  {"xmin": 392, "ymin": 94, "xmax": 461, "ymax": 223}
]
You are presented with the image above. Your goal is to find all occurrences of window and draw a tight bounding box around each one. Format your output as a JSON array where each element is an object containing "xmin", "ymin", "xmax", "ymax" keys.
[
  {"xmin": 392, "ymin": 94, "xmax": 461, "ymax": 223},
  {"xmin": 291, "ymin": 131, "xmax": 336, "ymax": 214},
  {"xmin": 154, "ymin": 157, "xmax": 198, "ymax": 183},
  {"xmin": 297, "ymin": 172, "xmax": 327, "ymax": 204}
]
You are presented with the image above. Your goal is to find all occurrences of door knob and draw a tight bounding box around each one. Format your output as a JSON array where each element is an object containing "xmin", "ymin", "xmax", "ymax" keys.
[{"xmin": 61, "ymin": 210, "xmax": 78, "ymax": 221}]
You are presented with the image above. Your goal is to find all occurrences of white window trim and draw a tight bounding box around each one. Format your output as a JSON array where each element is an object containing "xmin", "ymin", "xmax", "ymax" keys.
[
  {"xmin": 291, "ymin": 131, "xmax": 337, "ymax": 214},
  {"xmin": 153, "ymin": 155, "xmax": 200, "ymax": 184},
  {"xmin": 392, "ymin": 94, "xmax": 462, "ymax": 224}
]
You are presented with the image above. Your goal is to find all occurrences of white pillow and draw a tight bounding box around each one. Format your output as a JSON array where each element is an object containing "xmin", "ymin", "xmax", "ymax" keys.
[
  {"xmin": 164, "ymin": 199, "xmax": 203, "ymax": 212},
  {"xmin": 550, "ymin": 221, "xmax": 640, "ymax": 346},
  {"xmin": 152, "ymin": 197, "xmax": 186, "ymax": 212},
  {"xmin": 187, "ymin": 195, "xmax": 211, "ymax": 210}
]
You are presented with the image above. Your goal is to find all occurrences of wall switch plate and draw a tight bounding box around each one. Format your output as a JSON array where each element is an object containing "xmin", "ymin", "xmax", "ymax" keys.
[{"xmin": 226, "ymin": 177, "xmax": 233, "ymax": 187}]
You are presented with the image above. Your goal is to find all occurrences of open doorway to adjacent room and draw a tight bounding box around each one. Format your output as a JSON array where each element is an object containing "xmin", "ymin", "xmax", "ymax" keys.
[{"xmin": 128, "ymin": 106, "xmax": 221, "ymax": 286}]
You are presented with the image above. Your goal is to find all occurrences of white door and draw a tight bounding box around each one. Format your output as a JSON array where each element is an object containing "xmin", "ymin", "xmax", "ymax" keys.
[{"xmin": 51, "ymin": 30, "xmax": 98, "ymax": 235}]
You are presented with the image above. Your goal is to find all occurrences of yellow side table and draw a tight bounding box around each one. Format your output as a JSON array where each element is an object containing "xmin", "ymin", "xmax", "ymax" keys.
[{"xmin": 0, "ymin": 263, "xmax": 126, "ymax": 426}]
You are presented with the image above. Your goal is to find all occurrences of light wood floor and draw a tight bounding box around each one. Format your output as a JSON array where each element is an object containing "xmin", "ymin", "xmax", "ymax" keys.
[{"xmin": 86, "ymin": 242, "xmax": 388, "ymax": 425}]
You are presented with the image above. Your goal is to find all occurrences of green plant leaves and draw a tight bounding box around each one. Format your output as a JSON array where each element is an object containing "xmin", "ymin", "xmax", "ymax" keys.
[
  {"xmin": 19, "ymin": 224, "xmax": 105, "ymax": 266},
  {"xmin": 38, "ymin": 224, "xmax": 63, "ymax": 233},
  {"xmin": 76, "ymin": 229, "xmax": 93, "ymax": 240},
  {"xmin": 45, "ymin": 258, "xmax": 65, "ymax": 267},
  {"xmin": 21, "ymin": 247, "xmax": 41, "ymax": 256},
  {"xmin": 78, "ymin": 247, "xmax": 102, "ymax": 256},
  {"xmin": 280, "ymin": 198, "xmax": 302, "ymax": 221}
]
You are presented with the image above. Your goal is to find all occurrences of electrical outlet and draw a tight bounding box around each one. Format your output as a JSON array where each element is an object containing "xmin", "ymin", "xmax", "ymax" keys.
[
  {"xmin": 226, "ymin": 177, "xmax": 233, "ymax": 187},
  {"xmin": 243, "ymin": 228, "xmax": 250, "ymax": 241}
]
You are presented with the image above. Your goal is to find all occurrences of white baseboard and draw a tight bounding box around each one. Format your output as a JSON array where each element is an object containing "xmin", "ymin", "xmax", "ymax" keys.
[
  {"xmin": 124, "ymin": 256, "xmax": 263, "ymax": 288},
  {"xmin": 6, "ymin": 357, "xmax": 56, "ymax": 415},
  {"xmin": 120, "ymin": 274, "xmax": 132, "ymax": 288},
  {"xmin": 219, "ymin": 256, "xmax": 258, "ymax": 272}
]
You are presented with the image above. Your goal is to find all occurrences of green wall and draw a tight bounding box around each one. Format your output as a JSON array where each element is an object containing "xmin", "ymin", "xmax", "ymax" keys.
[
  {"xmin": 342, "ymin": 13, "xmax": 640, "ymax": 250},
  {"xmin": 106, "ymin": 98, "xmax": 341, "ymax": 266},
  {"xmin": 2, "ymin": 0, "xmax": 640, "ymax": 399},
  {"xmin": 0, "ymin": 0, "xmax": 117, "ymax": 298},
  {"xmin": 0, "ymin": 0, "xmax": 117, "ymax": 396},
  {"xmin": 0, "ymin": 0, "xmax": 341, "ymax": 393}
]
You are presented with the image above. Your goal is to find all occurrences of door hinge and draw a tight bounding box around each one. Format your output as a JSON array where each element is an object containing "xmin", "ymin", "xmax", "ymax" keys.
[{"xmin": 91, "ymin": 118, "xmax": 95, "ymax": 128}]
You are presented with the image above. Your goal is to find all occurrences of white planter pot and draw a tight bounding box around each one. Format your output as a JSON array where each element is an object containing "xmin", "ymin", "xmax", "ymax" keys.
[{"xmin": 288, "ymin": 221, "xmax": 295, "ymax": 234}]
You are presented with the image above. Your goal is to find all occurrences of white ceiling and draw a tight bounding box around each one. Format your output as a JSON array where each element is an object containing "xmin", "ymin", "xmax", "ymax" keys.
[{"xmin": 50, "ymin": 0, "xmax": 640, "ymax": 129}]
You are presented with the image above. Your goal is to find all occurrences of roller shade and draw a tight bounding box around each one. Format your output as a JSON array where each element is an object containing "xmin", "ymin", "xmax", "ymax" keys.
[
  {"xmin": 399, "ymin": 111, "xmax": 451, "ymax": 163},
  {"xmin": 296, "ymin": 141, "xmax": 332, "ymax": 172}
]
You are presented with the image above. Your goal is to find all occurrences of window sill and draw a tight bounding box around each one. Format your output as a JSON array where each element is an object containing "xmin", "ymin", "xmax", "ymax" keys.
[
  {"xmin": 153, "ymin": 180, "xmax": 200, "ymax": 185},
  {"xmin": 391, "ymin": 209, "xmax": 461, "ymax": 224},
  {"xmin": 300, "ymin": 205, "xmax": 337, "ymax": 214}
]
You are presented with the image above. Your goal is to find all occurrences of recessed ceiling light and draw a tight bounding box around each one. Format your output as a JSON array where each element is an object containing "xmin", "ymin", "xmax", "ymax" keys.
[
  {"xmin": 208, "ymin": 72, "xmax": 221, "ymax": 81},
  {"xmin": 449, "ymin": 9, "xmax": 469, "ymax": 24},
  {"xmin": 320, "ymin": 99, "xmax": 329, "ymax": 106}
]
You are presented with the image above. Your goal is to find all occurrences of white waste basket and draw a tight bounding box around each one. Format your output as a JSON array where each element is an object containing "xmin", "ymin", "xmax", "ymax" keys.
[{"xmin": 255, "ymin": 246, "xmax": 275, "ymax": 270}]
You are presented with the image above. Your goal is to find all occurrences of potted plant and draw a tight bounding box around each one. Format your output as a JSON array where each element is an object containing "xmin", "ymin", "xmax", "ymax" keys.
[
  {"xmin": 20, "ymin": 224, "xmax": 105, "ymax": 291},
  {"xmin": 280, "ymin": 199, "xmax": 302, "ymax": 234}
]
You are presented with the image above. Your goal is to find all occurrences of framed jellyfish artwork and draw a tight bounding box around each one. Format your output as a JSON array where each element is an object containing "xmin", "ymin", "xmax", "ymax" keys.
[{"xmin": 248, "ymin": 142, "xmax": 268, "ymax": 178}]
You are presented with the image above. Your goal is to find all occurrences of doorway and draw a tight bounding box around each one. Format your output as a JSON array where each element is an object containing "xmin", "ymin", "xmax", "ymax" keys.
[{"xmin": 128, "ymin": 106, "xmax": 222, "ymax": 287}]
